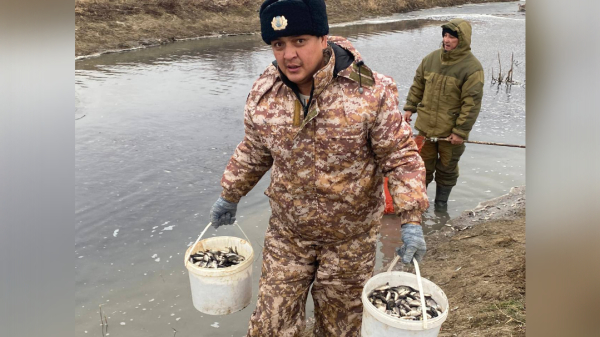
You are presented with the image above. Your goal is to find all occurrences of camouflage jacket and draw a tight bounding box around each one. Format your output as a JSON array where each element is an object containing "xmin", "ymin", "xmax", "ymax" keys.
[{"xmin": 221, "ymin": 36, "xmax": 428, "ymax": 243}]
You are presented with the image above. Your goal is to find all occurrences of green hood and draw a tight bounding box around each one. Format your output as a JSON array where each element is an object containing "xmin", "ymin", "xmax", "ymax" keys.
[
  {"xmin": 403, "ymin": 18, "xmax": 484, "ymax": 140},
  {"xmin": 441, "ymin": 18, "xmax": 472, "ymax": 64}
]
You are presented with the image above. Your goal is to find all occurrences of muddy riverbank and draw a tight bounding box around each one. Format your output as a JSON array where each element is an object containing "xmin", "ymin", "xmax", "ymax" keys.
[
  {"xmin": 424, "ymin": 186, "xmax": 526, "ymax": 336},
  {"xmin": 75, "ymin": 3, "xmax": 525, "ymax": 335},
  {"xmin": 75, "ymin": 0, "xmax": 516, "ymax": 57},
  {"xmin": 301, "ymin": 186, "xmax": 526, "ymax": 336}
]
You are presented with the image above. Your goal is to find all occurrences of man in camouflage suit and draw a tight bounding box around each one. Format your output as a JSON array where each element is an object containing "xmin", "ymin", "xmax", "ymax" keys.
[
  {"xmin": 403, "ymin": 19, "xmax": 484, "ymax": 210},
  {"xmin": 209, "ymin": 0, "xmax": 428, "ymax": 335}
]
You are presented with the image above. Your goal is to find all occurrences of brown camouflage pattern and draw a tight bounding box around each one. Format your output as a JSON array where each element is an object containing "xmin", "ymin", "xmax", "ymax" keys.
[
  {"xmin": 219, "ymin": 36, "xmax": 429, "ymax": 336},
  {"xmin": 247, "ymin": 215, "xmax": 378, "ymax": 337},
  {"xmin": 222, "ymin": 36, "xmax": 428, "ymax": 238}
]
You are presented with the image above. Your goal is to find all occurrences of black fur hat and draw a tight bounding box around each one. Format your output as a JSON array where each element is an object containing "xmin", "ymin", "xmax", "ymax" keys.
[
  {"xmin": 259, "ymin": 0, "xmax": 329, "ymax": 45},
  {"xmin": 442, "ymin": 27, "xmax": 459, "ymax": 39}
]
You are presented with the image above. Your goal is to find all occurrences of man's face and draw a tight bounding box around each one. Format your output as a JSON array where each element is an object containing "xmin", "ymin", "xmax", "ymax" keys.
[
  {"xmin": 443, "ymin": 32, "xmax": 459, "ymax": 51},
  {"xmin": 271, "ymin": 35, "xmax": 328, "ymax": 94}
]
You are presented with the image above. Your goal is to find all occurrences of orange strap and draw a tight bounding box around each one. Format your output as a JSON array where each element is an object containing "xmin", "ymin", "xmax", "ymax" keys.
[
  {"xmin": 414, "ymin": 135, "xmax": 426, "ymax": 153},
  {"xmin": 383, "ymin": 177, "xmax": 395, "ymax": 214}
]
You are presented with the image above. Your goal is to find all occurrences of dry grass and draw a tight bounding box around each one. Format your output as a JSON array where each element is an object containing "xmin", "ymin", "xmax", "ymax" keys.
[
  {"xmin": 75, "ymin": 0, "xmax": 516, "ymax": 56},
  {"xmin": 429, "ymin": 215, "xmax": 526, "ymax": 336}
]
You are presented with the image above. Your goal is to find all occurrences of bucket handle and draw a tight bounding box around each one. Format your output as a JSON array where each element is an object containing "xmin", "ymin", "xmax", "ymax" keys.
[
  {"xmin": 386, "ymin": 255, "xmax": 428, "ymax": 329},
  {"xmin": 412, "ymin": 259, "xmax": 428, "ymax": 329},
  {"xmin": 185, "ymin": 222, "xmax": 251, "ymax": 268}
]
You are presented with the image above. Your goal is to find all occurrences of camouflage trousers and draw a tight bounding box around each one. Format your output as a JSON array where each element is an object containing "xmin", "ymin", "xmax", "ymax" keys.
[
  {"xmin": 419, "ymin": 136, "xmax": 466, "ymax": 187},
  {"xmin": 246, "ymin": 216, "xmax": 379, "ymax": 337}
]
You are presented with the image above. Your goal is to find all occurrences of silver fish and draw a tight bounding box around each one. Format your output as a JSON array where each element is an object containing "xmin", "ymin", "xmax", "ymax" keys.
[
  {"xmin": 189, "ymin": 247, "xmax": 246, "ymax": 269},
  {"xmin": 367, "ymin": 284, "xmax": 444, "ymax": 321}
]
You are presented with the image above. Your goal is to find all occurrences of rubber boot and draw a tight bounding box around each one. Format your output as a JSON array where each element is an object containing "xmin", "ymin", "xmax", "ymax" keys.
[{"xmin": 434, "ymin": 184, "xmax": 453, "ymax": 210}]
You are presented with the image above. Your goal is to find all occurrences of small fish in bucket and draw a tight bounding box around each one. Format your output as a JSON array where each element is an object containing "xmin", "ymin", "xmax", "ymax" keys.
[
  {"xmin": 184, "ymin": 222, "xmax": 254, "ymax": 315},
  {"xmin": 361, "ymin": 256, "xmax": 449, "ymax": 336}
]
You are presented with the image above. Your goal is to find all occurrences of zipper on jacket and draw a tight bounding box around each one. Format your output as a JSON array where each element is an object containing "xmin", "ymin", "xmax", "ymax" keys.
[{"xmin": 295, "ymin": 87, "xmax": 314, "ymax": 119}]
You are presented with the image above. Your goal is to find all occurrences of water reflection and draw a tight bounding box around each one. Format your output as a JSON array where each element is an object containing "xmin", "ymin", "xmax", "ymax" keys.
[
  {"xmin": 77, "ymin": 34, "xmax": 267, "ymax": 70},
  {"xmin": 331, "ymin": 19, "xmax": 440, "ymax": 39},
  {"xmin": 75, "ymin": 3, "xmax": 525, "ymax": 336}
]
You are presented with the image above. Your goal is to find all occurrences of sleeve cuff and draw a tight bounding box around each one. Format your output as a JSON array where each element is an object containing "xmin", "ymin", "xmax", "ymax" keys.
[
  {"xmin": 451, "ymin": 128, "xmax": 468, "ymax": 140},
  {"xmin": 403, "ymin": 105, "xmax": 417, "ymax": 113},
  {"xmin": 397, "ymin": 209, "xmax": 423, "ymax": 225},
  {"xmin": 220, "ymin": 190, "xmax": 242, "ymax": 203}
]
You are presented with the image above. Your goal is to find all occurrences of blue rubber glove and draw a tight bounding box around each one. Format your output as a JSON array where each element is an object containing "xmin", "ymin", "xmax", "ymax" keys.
[
  {"xmin": 396, "ymin": 223, "xmax": 427, "ymax": 264},
  {"xmin": 209, "ymin": 197, "xmax": 238, "ymax": 228}
]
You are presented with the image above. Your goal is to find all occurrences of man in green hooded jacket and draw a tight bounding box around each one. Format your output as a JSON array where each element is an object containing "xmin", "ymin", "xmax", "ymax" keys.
[{"xmin": 403, "ymin": 18, "xmax": 484, "ymax": 209}]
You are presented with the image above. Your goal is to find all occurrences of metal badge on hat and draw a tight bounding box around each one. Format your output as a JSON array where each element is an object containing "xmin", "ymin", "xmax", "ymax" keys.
[{"xmin": 271, "ymin": 16, "xmax": 287, "ymax": 31}]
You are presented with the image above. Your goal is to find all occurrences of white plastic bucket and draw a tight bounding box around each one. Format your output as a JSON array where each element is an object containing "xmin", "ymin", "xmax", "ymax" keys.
[
  {"xmin": 184, "ymin": 223, "xmax": 254, "ymax": 315},
  {"xmin": 361, "ymin": 269, "xmax": 449, "ymax": 337}
]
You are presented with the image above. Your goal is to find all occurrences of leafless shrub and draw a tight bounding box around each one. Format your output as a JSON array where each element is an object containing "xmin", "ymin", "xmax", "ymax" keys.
[{"xmin": 491, "ymin": 52, "xmax": 516, "ymax": 86}]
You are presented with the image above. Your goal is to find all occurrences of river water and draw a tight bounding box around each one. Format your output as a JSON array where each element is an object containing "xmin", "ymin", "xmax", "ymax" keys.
[{"xmin": 75, "ymin": 2, "xmax": 525, "ymax": 336}]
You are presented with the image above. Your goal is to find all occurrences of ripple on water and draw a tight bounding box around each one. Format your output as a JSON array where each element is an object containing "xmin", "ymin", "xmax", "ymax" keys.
[{"xmin": 75, "ymin": 3, "xmax": 525, "ymax": 336}]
